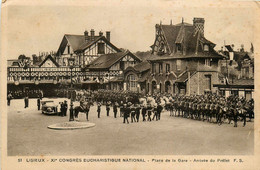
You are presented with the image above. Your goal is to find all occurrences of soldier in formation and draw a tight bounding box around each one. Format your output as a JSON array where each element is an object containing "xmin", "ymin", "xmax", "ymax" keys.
[{"xmin": 166, "ymin": 93, "xmax": 254, "ymax": 127}]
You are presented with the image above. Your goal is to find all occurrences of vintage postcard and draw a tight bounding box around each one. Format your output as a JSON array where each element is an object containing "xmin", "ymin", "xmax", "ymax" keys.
[{"xmin": 1, "ymin": 0, "xmax": 260, "ymax": 169}]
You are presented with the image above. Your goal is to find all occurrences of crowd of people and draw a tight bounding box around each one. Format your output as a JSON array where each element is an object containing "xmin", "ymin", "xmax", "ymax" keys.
[
  {"xmin": 75, "ymin": 90, "xmax": 254, "ymax": 127},
  {"xmin": 7, "ymin": 88, "xmax": 254, "ymax": 127},
  {"xmin": 7, "ymin": 90, "xmax": 43, "ymax": 107}
]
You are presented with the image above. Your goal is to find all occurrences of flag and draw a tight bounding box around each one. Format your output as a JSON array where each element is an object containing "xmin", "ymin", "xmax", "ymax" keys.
[{"xmin": 250, "ymin": 43, "xmax": 254, "ymax": 53}]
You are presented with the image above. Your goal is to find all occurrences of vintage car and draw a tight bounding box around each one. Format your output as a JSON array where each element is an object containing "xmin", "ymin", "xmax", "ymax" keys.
[{"xmin": 41, "ymin": 100, "xmax": 58, "ymax": 115}]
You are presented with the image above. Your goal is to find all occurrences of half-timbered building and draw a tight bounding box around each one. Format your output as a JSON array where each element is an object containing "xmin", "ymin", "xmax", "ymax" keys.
[
  {"xmin": 56, "ymin": 30, "xmax": 121, "ymax": 67},
  {"xmin": 85, "ymin": 50, "xmax": 142, "ymax": 90}
]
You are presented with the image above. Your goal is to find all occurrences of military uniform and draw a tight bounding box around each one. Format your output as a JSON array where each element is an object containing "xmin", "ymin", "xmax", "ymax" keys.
[
  {"xmin": 97, "ymin": 102, "xmax": 101, "ymax": 118},
  {"xmin": 37, "ymin": 98, "xmax": 41, "ymax": 110},
  {"xmin": 123, "ymin": 104, "xmax": 130, "ymax": 124},
  {"xmin": 106, "ymin": 101, "xmax": 111, "ymax": 116},
  {"xmin": 113, "ymin": 102, "xmax": 118, "ymax": 118},
  {"xmin": 135, "ymin": 104, "xmax": 141, "ymax": 122}
]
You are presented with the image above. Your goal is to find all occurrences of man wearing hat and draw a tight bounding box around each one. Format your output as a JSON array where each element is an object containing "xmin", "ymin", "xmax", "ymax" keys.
[
  {"xmin": 106, "ymin": 101, "xmax": 111, "ymax": 116},
  {"xmin": 135, "ymin": 104, "xmax": 141, "ymax": 122},
  {"xmin": 113, "ymin": 102, "xmax": 118, "ymax": 118},
  {"xmin": 64, "ymin": 100, "xmax": 68, "ymax": 116},
  {"xmin": 157, "ymin": 101, "xmax": 163, "ymax": 121},
  {"xmin": 130, "ymin": 103, "xmax": 136, "ymax": 123},
  {"xmin": 123, "ymin": 103, "xmax": 130, "ymax": 124},
  {"xmin": 97, "ymin": 102, "xmax": 101, "ymax": 118}
]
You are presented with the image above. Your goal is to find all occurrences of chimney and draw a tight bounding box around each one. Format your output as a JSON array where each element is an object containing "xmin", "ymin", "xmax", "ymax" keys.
[
  {"xmin": 90, "ymin": 29, "xmax": 95, "ymax": 41},
  {"xmin": 106, "ymin": 31, "xmax": 110, "ymax": 42},
  {"xmin": 84, "ymin": 30, "xmax": 89, "ymax": 42},
  {"xmin": 99, "ymin": 31, "xmax": 103, "ymax": 36},
  {"xmin": 193, "ymin": 18, "xmax": 205, "ymax": 36}
]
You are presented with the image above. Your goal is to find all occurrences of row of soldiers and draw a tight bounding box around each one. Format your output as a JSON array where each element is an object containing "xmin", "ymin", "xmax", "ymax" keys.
[
  {"xmin": 95, "ymin": 100, "xmax": 163, "ymax": 123},
  {"xmin": 166, "ymin": 94, "xmax": 254, "ymax": 127}
]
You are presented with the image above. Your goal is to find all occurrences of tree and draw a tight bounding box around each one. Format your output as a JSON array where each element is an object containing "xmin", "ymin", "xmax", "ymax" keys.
[{"xmin": 18, "ymin": 54, "xmax": 27, "ymax": 61}]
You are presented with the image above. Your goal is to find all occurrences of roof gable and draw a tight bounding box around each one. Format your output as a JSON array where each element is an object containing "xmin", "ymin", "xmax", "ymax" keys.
[
  {"xmin": 87, "ymin": 51, "xmax": 141, "ymax": 70},
  {"xmin": 75, "ymin": 36, "xmax": 121, "ymax": 53},
  {"xmin": 153, "ymin": 21, "xmax": 217, "ymax": 57},
  {"xmin": 39, "ymin": 55, "xmax": 59, "ymax": 67}
]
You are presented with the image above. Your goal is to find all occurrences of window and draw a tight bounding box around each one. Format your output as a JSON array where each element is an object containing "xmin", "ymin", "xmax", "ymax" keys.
[
  {"xmin": 159, "ymin": 63, "xmax": 163, "ymax": 73},
  {"xmin": 176, "ymin": 43, "xmax": 182, "ymax": 52},
  {"xmin": 204, "ymin": 75, "xmax": 211, "ymax": 90},
  {"xmin": 120, "ymin": 61, "xmax": 124, "ymax": 70},
  {"xmin": 158, "ymin": 42, "xmax": 165, "ymax": 55},
  {"xmin": 152, "ymin": 63, "xmax": 156, "ymax": 73},
  {"xmin": 205, "ymin": 59, "xmax": 211, "ymax": 66},
  {"xmin": 67, "ymin": 45, "xmax": 70, "ymax": 54},
  {"xmin": 166, "ymin": 64, "xmax": 170, "ymax": 73},
  {"xmin": 176, "ymin": 60, "xmax": 181, "ymax": 71},
  {"xmin": 128, "ymin": 74, "xmax": 137, "ymax": 91},
  {"xmin": 98, "ymin": 43, "xmax": 105, "ymax": 54},
  {"xmin": 204, "ymin": 44, "xmax": 209, "ymax": 52}
]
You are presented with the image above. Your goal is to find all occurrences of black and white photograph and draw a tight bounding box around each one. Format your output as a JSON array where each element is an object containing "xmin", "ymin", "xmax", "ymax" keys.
[{"xmin": 1, "ymin": 0, "xmax": 259, "ymax": 169}]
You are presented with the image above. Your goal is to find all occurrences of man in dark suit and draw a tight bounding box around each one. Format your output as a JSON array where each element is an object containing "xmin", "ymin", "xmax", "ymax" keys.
[
  {"xmin": 24, "ymin": 95, "xmax": 29, "ymax": 108},
  {"xmin": 113, "ymin": 102, "xmax": 118, "ymax": 118},
  {"xmin": 123, "ymin": 104, "xmax": 129, "ymax": 124},
  {"xmin": 64, "ymin": 100, "xmax": 68, "ymax": 116},
  {"xmin": 157, "ymin": 103, "xmax": 163, "ymax": 121},
  {"xmin": 37, "ymin": 98, "xmax": 41, "ymax": 110},
  {"xmin": 135, "ymin": 104, "xmax": 141, "ymax": 122}
]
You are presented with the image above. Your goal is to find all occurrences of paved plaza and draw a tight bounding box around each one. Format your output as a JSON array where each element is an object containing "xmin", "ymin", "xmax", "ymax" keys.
[{"xmin": 7, "ymin": 98, "xmax": 254, "ymax": 156}]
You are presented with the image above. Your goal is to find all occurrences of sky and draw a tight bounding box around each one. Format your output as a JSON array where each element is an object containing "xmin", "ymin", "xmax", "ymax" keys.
[{"xmin": 2, "ymin": 0, "xmax": 258, "ymax": 60}]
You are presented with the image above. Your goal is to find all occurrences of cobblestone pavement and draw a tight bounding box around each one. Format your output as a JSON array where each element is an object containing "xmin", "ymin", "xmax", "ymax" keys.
[{"xmin": 7, "ymin": 98, "xmax": 254, "ymax": 156}]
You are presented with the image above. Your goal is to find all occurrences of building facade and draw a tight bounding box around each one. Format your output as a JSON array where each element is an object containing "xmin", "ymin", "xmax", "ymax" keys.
[
  {"xmin": 7, "ymin": 30, "xmax": 141, "ymax": 96},
  {"xmin": 147, "ymin": 18, "xmax": 224, "ymax": 95}
]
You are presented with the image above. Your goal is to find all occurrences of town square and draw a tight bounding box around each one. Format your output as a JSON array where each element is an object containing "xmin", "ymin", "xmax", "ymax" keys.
[
  {"xmin": 4, "ymin": 2, "xmax": 255, "ymax": 157},
  {"xmin": 8, "ymin": 97, "xmax": 254, "ymax": 155}
]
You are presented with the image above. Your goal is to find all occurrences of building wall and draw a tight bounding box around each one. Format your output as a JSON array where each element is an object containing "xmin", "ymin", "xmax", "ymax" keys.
[
  {"xmin": 151, "ymin": 58, "xmax": 219, "ymax": 74},
  {"xmin": 187, "ymin": 71, "xmax": 219, "ymax": 95}
]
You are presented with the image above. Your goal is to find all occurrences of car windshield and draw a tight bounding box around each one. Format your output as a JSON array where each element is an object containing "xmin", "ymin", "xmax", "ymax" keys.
[{"xmin": 45, "ymin": 102, "xmax": 55, "ymax": 107}]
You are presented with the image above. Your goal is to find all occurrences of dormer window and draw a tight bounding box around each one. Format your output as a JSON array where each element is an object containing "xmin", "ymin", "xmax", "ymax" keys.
[
  {"xmin": 158, "ymin": 42, "xmax": 165, "ymax": 55},
  {"xmin": 204, "ymin": 44, "xmax": 209, "ymax": 52},
  {"xmin": 98, "ymin": 43, "xmax": 105, "ymax": 54},
  {"xmin": 176, "ymin": 43, "xmax": 182, "ymax": 52}
]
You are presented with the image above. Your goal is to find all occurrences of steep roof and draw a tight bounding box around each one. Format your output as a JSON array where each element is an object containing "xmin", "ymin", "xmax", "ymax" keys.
[
  {"xmin": 57, "ymin": 34, "xmax": 120, "ymax": 55},
  {"xmin": 65, "ymin": 34, "xmax": 86, "ymax": 50},
  {"xmin": 152, "ymin": 21, "xmax": 218, "ymax": 58},
  {"xmin": 86, "ymin": 51, "xmax": 141, "ymax": 70},
  {"xmin": 132, "ymin": 61, "xmax": 150, "ymax": 72}
]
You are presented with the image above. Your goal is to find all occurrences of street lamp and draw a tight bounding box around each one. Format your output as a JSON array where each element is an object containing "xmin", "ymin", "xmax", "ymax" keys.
[{"xmin": 68, "ymin": 57, "xmax": 75, "ymax": 121}]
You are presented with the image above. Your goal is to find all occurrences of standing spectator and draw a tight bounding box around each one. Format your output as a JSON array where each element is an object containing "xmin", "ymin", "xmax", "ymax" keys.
[
  {"xmin": 97, "ymin": 102, "xmax": 101, "ymax": 118},
  {"xmin": 157, "ymin": 103, "xmax": 163, "ymax": 120},
  {"xmin": 24, "ymin": 95, "xmax": 29, "ymax": 108},
  {"xmin": 64, "ymin": 100, "xmax": 68, "ymax": 116},
  {"xmin": 106, "ymin": 101, "xmax": 111, "ymax": 116},
  {"xmin": 37, "ymin": 98, "xmax": 41, "ymax": 110},
  {"xmin": 60, "ymin": 102, "xmax": 64, "ymax": 116},
  {"xmin": 7, "ymin": 92, "xmax": 13, "ymax": 106},
  {"xmin": 130, "ymin": 103, "xmax": 136, "ymax": 123},
  {"xmin": 142, "ymin": 106, "xmax": 147, "ymax": 121},
  {"xmin": 113, "ymin": 102, "xmax": 118, "ymax": 118},
  {"xmin": 123, "ymin": 104, "xmax": 129, "ymax": 124},
  {"xmin": 135, "ymin": 104, "xmax": 141, "ymax": 122}
]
